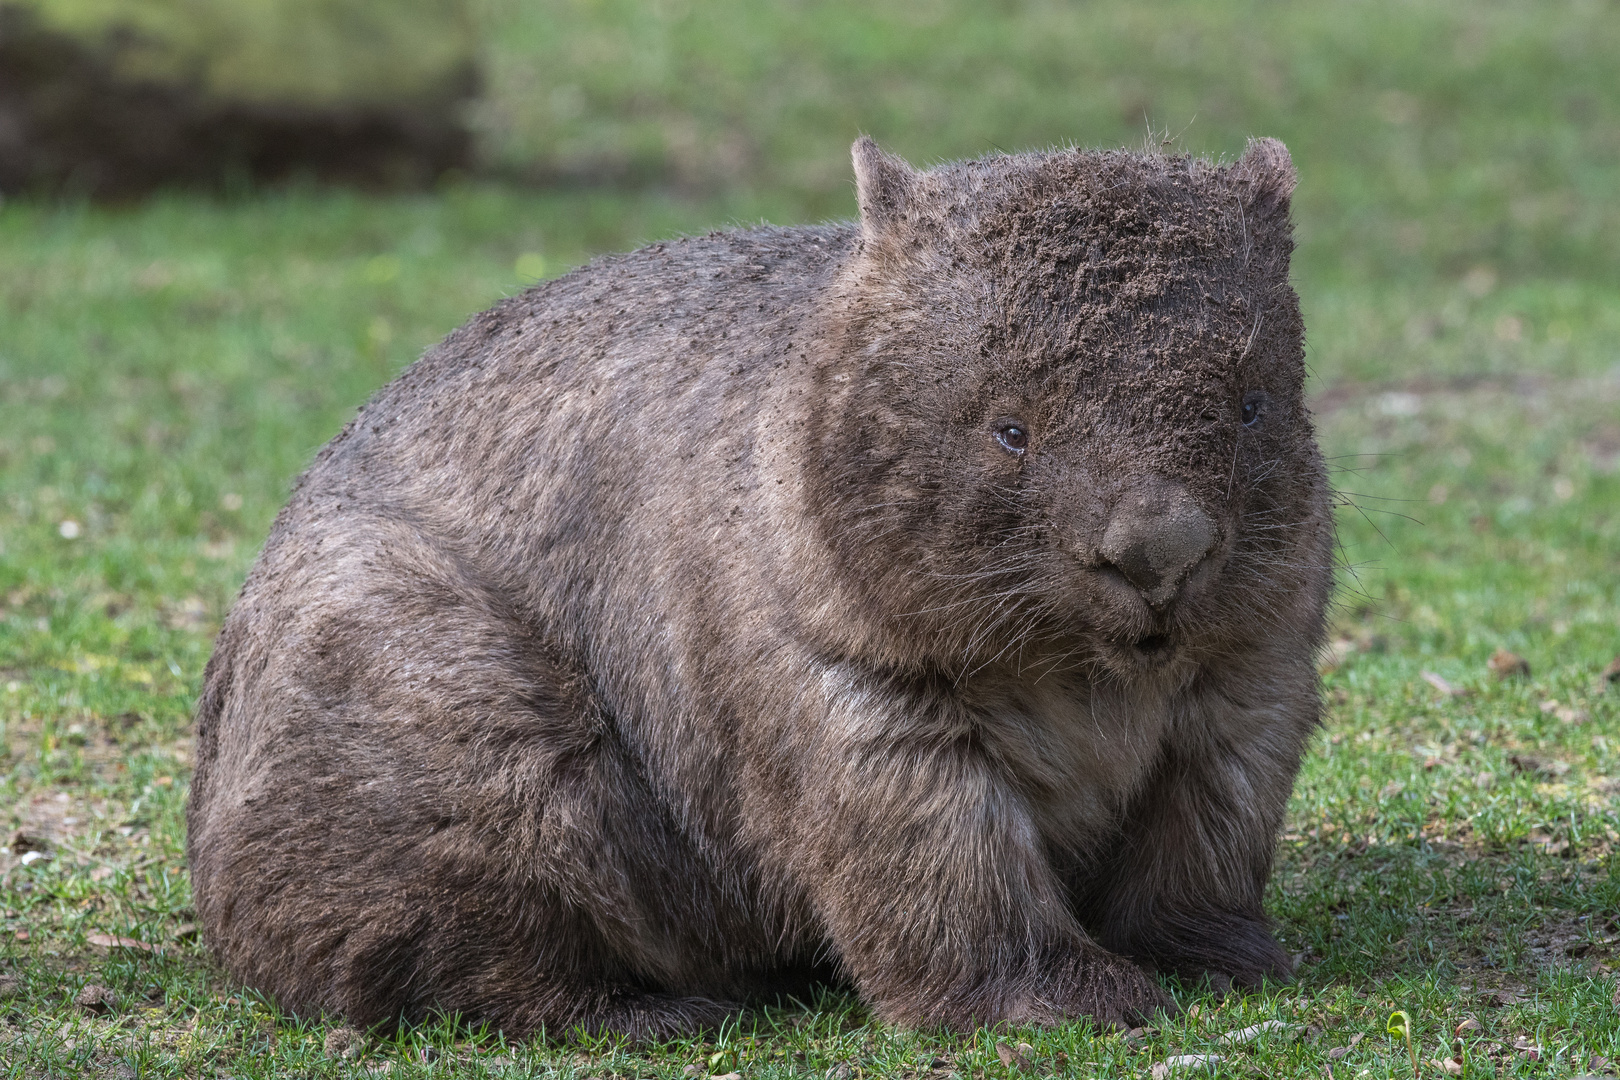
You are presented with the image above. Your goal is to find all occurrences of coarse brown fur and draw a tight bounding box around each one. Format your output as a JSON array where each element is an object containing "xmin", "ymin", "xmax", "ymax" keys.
[{"xmin": 186, "ymin": 136, "xmax": 1333, "ymax": 1039}]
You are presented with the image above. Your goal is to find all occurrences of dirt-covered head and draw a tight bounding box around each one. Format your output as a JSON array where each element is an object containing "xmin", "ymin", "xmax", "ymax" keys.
[{"xmin": 805, "ymin": 136, "xmax": 1332, "ymax": 679}]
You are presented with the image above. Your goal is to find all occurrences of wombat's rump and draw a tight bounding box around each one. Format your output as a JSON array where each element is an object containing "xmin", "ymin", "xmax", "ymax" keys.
[{"xmin": 187, "ymin": 137, "xmax": 1332, "ymax": 1037}]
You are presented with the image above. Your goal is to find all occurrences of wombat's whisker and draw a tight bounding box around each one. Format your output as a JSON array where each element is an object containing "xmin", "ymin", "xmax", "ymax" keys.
[
  {"xmin": 1331, "ymin": 491, "xmax": 1414, "ymax": 548},
  {"xmin": 1243, "ymin": 458, "xmax": 1285, "ymax": 486},
  {"xmin": 897, "ymin": 584, "xmax": 1034, "ymax": 620},
  {"xmin": 1331, "ymin": 489, "xmax": 1421, "ymax": 504},
  {"xmin": 1322, "ymin": 453, "xmax": 1392, "ymax": 477},
  {"xmin": 922, "ymin": 557, "xmax": 1044, "ymax": 583},
  {"xmin": 1335, "ymin": 502, "xmax": 1424, "ymax": 525}
]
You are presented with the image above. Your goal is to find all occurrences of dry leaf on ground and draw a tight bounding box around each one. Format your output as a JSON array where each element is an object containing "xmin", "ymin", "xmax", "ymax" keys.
[
  {"xmin": 1150, "ymin": 1054, "xmax": 1222, "ymax": 1078},
  {"xmin": 1509, "ymin": 755, "xmax": 1570, "ymax": 780},
  {"xmin": 1219, "ymin": 1020, "xmax": 1293, "ymax": 1045},
  {"xmin": 87, "ymin": 932, "xmax": 160, "ymax": 953},
  {"xmin": 996, "ymin": 1041, "xmax": 1033, "ymax": 1071},
  {"xmin": 1602, "ymin": 656, "xmax": 1620, "ymax": 686},
  {"xmin": 1488, "ymin": 649, "xmax": 1530, "ymax": 679},
  {"xmin": 1422, "ymin": 670, "xmax": 1470, "ymax": 697},
  {"xmin": 324, "ymin": 1026, "xmax": 365, "ymax": 1059},
  {"xmin": 75, "ymin": 983, "xmax": 116, "ymax": 1012},
  {"xmin": 1327, "ymin": 1033, "xmax": 1365, "ymax": 1059}
]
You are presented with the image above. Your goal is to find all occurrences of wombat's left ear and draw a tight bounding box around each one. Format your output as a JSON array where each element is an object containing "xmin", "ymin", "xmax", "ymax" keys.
[
  {"xmin": 852, "ymin": 135, "xmax": 919, "ymax": 241},
  {"xmin": 1231, "ymin": 137, "xmax": 1296, "ymax": 219}
]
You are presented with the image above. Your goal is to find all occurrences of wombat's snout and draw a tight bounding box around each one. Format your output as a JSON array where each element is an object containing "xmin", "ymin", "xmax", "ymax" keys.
[{"xmin": 1098, "ymin": 479, "xmax": 1217, "ymax": 611}]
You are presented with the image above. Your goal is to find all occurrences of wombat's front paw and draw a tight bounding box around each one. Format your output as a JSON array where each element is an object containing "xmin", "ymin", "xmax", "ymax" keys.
[
  {"xmin": 1018, "ymin": 946, "xmax": 1175, "ymax": 1029},
  {"xmin": 1122, "ymin": 911, "xmax": 1294, "ymax": 991},
  {"xmin": 876, "ymin": 948, "xmax": 1172, "ymax": 1031},
  {"xmin": 1210, "ymin": 940, "xmax": 1294, "ymax": 991},
  {"xmin": 1205, "ymin": 924, "xmax": 1294, "ymax": 990}
]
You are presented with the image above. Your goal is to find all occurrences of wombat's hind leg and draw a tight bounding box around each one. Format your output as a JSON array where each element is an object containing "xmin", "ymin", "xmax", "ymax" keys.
[{"xmin": 320, "ymin": 909, "xmax": 742, "ymax": 1041}]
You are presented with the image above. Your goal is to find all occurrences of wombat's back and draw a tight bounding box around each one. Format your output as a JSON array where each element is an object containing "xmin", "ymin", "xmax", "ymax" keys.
[{"xmin": 277, "ymin": 221, "xmax": 855, "ymax": 574}]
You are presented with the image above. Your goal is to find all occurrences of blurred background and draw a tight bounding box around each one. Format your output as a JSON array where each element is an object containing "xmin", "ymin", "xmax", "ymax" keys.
[{"xmin": 2, "ymin": 0, "xmax": 1616, "ymax": 286}]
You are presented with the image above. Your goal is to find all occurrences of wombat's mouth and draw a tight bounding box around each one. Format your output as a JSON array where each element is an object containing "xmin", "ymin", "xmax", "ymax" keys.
[{"xmin": 1131, "ymin": 634, "xmax": 1174, "ymax": 657}]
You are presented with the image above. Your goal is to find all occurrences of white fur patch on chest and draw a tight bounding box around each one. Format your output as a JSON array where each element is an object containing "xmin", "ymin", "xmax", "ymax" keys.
[{"xmin": 976, "ymin": 675, "xmax": 1175, "ymax": 853}]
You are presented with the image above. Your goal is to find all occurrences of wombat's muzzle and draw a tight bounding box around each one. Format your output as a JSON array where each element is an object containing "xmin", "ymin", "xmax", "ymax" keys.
[{"xmin": 1097, "ymin": 478, "xmax": 1217, "ymax": 611}]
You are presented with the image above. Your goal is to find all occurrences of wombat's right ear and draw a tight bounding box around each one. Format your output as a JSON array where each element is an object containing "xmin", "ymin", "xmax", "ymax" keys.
[
  {"xmin": 1232, "ymin": 137, "xmax": 1297, "ymax": 220},
  {"xmin": 852, "ymin": 136, "xmax": 919, "ymax": 241}
]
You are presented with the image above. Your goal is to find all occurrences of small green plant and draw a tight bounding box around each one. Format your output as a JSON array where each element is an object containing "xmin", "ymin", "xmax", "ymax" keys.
[{"xmin": 1388, "ymin": 1010, "xmax": 1419, "ymax": 1080}]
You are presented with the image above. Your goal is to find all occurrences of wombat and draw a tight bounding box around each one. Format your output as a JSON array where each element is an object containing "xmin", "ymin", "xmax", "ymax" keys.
[{"xmin": 186, "ymin": 136, "xmax": 1333, "ymax": 1038}]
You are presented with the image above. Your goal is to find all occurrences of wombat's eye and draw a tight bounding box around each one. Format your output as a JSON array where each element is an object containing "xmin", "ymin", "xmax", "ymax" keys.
[
  {"xmin": 1241, "ymin": 391, "xmax": 1268, "ymax": 428},
  {"xmin": 994, "ymin": 420, "xmax": 1029, "ymax": 454}
]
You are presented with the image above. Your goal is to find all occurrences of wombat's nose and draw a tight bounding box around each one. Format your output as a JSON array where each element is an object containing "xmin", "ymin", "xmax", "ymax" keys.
[{"xmin": 1098, "ymin": 481, "xmax": 1217, "ymax": 610}]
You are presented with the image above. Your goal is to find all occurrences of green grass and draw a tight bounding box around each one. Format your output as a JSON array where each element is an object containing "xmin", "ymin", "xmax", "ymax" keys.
[{"xmin": 3, "ymin": 1, "xmax": 1620, "ymax": 1076}]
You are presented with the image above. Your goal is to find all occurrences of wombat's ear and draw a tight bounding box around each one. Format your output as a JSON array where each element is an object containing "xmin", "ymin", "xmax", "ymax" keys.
[
  {"xmin": 1232, "ymin": 137, "xmax": 1297, "ymax": 219},
  {"xmin": 852, "ymin": 135, "xmax": 919, "ymax": 240}
]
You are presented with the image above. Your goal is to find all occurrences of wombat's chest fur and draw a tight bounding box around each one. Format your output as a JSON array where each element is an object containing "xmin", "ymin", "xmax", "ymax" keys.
[{"xmin": 187, "ymin": 137, "xmax": 1333, "ymax": 1038}]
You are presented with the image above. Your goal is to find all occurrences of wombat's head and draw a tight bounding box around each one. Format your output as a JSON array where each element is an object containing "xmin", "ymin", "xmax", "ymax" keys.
[{"xmin": 805, "ymin": 137, "xmax": 1331, "ymax": 680}]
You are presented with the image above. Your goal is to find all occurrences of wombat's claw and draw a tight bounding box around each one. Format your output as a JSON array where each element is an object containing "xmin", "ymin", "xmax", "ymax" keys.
[
  {"xmin": 1049, "ymin": 961, "xmax": 1175, "ymax": 1030},
  {"xmin": 580, "ymin": 993, "xmax": 741, "ymax": 1042},
  {"xmin": 1126, "ymin": 988, "xmax": 1182, "ymax": 1025}
]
